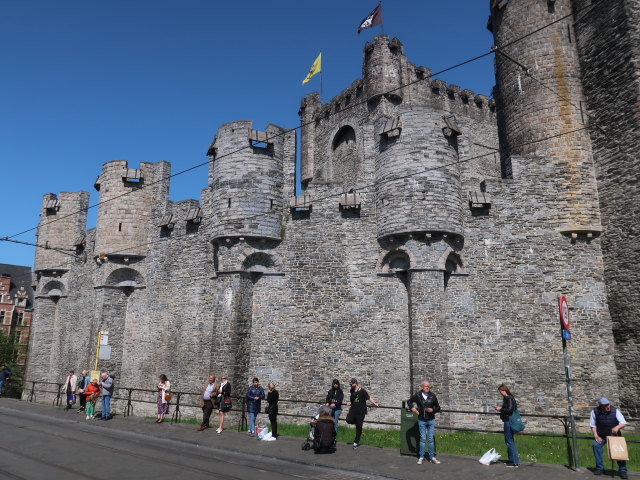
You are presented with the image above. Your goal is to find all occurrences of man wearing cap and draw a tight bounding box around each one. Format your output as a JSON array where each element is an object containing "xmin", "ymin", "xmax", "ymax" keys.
[
  {"xmin": 346, "ymin": 378, "xmax": 380, "ymax": 449},
  {"xmin": 590, "ymin": 397, "xmax": 628, "ymax": 478}
]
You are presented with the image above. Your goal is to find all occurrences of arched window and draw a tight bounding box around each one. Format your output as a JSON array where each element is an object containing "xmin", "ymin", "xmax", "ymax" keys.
[{"xmin": 331, "ymin": 126, "xmax": 360, "ymax": 186}]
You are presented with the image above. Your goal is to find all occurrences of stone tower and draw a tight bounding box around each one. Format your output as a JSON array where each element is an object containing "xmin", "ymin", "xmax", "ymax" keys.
[
  {"xmin": 93, "ymin": 160, "xmax": 168, "ymax": 257},
  {"xmin": 34, "ymin": 191, "xmax": 89, "ymax": 272},
  {"xmin": 489, "ymin": 0, "xmax": 602, "ymax": 237}
]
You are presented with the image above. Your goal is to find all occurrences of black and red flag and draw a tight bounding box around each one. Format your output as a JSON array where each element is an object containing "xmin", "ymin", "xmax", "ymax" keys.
[{"xmin": 357, "ymin": 4, "xmax": 382, "ymax": 34}]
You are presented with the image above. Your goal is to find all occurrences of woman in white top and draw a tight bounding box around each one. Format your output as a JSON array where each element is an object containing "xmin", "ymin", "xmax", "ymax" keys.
[{"xmin": 156, "ymin": 374, "xmax": 171, "ymax": 423}]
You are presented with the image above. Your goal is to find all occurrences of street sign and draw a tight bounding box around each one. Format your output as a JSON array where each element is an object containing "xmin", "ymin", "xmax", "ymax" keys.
[
  {"xmin": 100, "ymin": 331, "xmax": 109, "ymax": 345},
  {"xmin": 90, "ymin": 370, "xmax": 100, "ymax": 382},
  {"xmin": 98, "ymin": 345, "xmax": 111, "ymax": 360},
  {"xmin": 559, "ymin": 296, "xmax": 570, "ymax": 330}
]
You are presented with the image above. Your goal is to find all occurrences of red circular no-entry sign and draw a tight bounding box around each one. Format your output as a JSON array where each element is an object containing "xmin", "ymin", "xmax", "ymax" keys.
[{"xmin": 559, "ymin": 296, "xmax": 570, "ymax": 330}]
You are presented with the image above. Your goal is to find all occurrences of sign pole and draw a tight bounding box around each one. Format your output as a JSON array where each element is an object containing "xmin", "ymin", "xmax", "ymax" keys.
[
  {"xmin": 93, "ymin": 331, "xmax": 101, "ymax": 371},
  {"xmin": 559, "ymin": 296, "xmax": 580, "ymax": 471}
]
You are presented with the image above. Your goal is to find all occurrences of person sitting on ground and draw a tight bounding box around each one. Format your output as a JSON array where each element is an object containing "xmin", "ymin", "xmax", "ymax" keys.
[{"xmin": 313, "ymin": 405, "xmax": 337, "ymax": 454}]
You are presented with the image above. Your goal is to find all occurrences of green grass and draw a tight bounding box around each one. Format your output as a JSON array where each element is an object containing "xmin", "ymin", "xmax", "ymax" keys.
[{"xmin": 147, "ymin": 416, "xmax": 638, "ymax": 471}]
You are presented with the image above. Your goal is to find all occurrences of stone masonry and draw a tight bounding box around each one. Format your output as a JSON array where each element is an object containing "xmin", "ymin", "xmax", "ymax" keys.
[{"xmin": 24, "ymin": 0, "xmax": 639, "ymax": 426}]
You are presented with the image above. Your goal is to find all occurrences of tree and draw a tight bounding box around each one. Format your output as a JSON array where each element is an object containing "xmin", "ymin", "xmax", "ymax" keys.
[{"xmin": 0, "ymin": 330, "xmax": 24, "ymax": 398}]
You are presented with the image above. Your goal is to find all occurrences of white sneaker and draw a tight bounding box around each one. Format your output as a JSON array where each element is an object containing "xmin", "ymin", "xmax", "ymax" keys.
[
  {"xmin": 430, "ymin": 457, "xmax": 441, "ymax": 464},
  {"xmin": 353, "ymin": 443, "xmax": 359, "ymax": 449},
  {"xmin": 417, "ymin": 457, "xmax": 424, "ymax": 465},
  {"xmin": 86, "ymin": 415, "xmax": 90, "ymax": 420},
  {"xmin": 216, "ymin": 428, "xmax": 222, "ymax": 434}
]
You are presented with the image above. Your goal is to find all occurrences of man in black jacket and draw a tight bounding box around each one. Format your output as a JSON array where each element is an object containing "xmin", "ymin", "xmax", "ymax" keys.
[{"xmin": 407, "ymin": 381, "xmax": 441, "ymax": 465}]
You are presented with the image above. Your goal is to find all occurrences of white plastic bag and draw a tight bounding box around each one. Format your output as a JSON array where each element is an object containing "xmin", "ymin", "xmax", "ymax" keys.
[
  {"xmin": 479, "ymin": 448, "xmax": 501, "ymax": 465},
  {"xmin": 262, "ymin": 431, "xmax": 276, "ymax": 441},
  {"xmin": 257, "ymin": 425, "xmax": 270, "ymax": 440}
]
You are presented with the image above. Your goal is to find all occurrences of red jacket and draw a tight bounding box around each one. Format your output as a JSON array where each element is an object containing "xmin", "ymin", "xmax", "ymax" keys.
[{"xmin": 84, "ymin": 383, "xmax": 100, "ymax": 400}]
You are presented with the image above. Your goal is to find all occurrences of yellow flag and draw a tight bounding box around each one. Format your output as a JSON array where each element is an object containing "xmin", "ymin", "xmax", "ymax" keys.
[{"xmin": 302, "ymin": 53, "xmax": 322, "ymax": 85}]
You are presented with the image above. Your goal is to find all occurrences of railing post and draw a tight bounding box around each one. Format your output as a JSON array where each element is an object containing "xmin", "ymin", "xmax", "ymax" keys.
[
  {"xmin": 28, "ymin": 381, "xmax": 36, "ymax": 402},
  {"xmin": 125, "ymin": 388, "xmax": 132, "ymax": 417},
  {"xmin": 238, "ymin": 396, "xmax": 247, "ymax": 432},
  {"xmin": 54, "ymin": 383, "xmax": 62, "ymax": 407},
  {"xmin": 171, "ymin": 392, "xmax": 181, "ymax": 424}
]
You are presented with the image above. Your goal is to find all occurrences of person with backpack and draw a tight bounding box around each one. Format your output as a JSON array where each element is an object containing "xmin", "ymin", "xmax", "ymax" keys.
[
  {"xmin": 493, "ymin": 384, "xmax": 520, "ymax": 468},
  {"xmin": 313, "ymin": 406, "xmax": 336, "ymax": 453},
  {"xmin": 325, "ymin": 379, "xmax": 344, "ymax": 434}
]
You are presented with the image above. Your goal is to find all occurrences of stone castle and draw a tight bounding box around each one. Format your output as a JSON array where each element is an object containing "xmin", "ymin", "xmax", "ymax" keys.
[{"xmin": 26, "ymin": 0, "xmax": 639, "ymax": 421}]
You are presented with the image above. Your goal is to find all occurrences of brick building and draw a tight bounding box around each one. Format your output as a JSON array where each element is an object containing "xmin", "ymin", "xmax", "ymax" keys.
[
  {"xmin": 0, "ymin": 265, "xmax": 33, "ymax": 366},
  {"xmin": 24, "ymin": 0, "xmax": 639, "ymax": 424}
]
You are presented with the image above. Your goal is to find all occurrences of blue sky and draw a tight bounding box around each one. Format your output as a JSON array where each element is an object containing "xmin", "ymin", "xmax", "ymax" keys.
[{"xmin": 0, "ymin": 0, "xmax": 495, "ymax": 268}]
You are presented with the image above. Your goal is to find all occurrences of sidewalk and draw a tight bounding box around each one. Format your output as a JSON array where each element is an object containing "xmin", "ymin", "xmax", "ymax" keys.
[{"xmin": 0, "ymin": 398, "xmax": 626, "ymax": 480}]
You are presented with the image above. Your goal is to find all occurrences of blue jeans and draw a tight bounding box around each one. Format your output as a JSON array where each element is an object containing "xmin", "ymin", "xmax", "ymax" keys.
[
  {"xmin": 101, "ymin": 395, "xmax": 111, "ymax": 418},
  {"xmin": 248, "ymin": 412, "xmax": 258, "ymax": 433},
  {"xmin": 503, "ymin": 421, "xmax": 520, "ymax": 465},
  {"xmin": 0, "ymin": 379, "xmax": 5, "ymax": 394},
  {"xmin": 593, "ymin": 438, "xmax": 627, "ymax": 472},
  {"xmin": 418, "ymin": 419, "xmax": 436, "ymax": 459},
  {"xmin": 332, "ymin": 408, "xmax": 342, "ymax": 434}
]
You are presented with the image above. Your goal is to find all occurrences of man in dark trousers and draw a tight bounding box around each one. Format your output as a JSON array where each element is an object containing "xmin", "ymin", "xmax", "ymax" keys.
[
  {"xmin": 197, "ymin": 375, "xmax": 217, "ymax": 431},
  {"xmin": 0, "ymin": 365, "xmax": 11, "ymax": 396},
  {"xmin": 346, "ymin": 378, "xmax": 380, "ymax": 449},
  {"xmin": 407, "ymin": 381, "xmax": 442, "ymax": 465},
  {"xmin": 590, "ymin": 397, "xmax": 628, "ymax": 478}
]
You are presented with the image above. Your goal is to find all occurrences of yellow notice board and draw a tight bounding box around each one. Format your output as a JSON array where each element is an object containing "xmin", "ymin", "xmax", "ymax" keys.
[{"xmin": 90, "ymin": 370, "xmax": 100, "ymax": 383}]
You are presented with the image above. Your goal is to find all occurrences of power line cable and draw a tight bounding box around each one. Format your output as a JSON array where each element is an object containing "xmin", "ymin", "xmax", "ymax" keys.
[{"xmin": 0, "ymin": 3, "xmax": 600, "ymax": 242}]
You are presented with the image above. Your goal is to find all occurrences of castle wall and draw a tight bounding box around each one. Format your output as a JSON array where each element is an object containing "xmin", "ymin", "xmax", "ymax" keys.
[{"xmin": 572, "ymin": 0, "xmax": 640, "ymax": 417}]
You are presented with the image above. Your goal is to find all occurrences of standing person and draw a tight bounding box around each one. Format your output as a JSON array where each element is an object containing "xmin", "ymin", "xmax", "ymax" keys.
[
  {"xmin": 197, "ymin": 375, "xmax": 217, "ymax": 431},
  {"xmin": 216, "ymin": 375, "xmax": 231, "ymax": 434},
  {"xmin": 325, "ymin": 379, "xmax": 344, "ymax": 434},
  {"xmin": 77, "ymin": 370, "xmax": 89, "ymax": 413},
  {"xmin": 246, "ymin": 377, "xmax": 265, "ymax": 436},
  {"xmin": 408, "ymin": 381, "xmax": 442, "ymax": 465},
  {"xmin": 62, "ymin": 370, "xmax": 78, "ymax": 410},
  {"xmin": 346, "ymin": 378, "xmax": 380, "ymax": 449},
  {"xmin": 99, "ymin": 372, "xmax": 114, "ymax": 420},
  {"xmin": 155, "ymin": 374, "xmax": 171, "ymax": 423},
  {"xmin": 590, "ymin": 397, "xmax": 628, "ymax": 478},
  {"xmin": 0, "ymin": 365, "xmax": 11, "ymax": 396},
  {"xmin": 493, "ymin": 384, "xmax": 520, "ymax": 468},
  {"xmin": 84, "ymin": 379, "xmax": 100, "ymax": 420},
  {"xmin": 266, "ymin": 381, "xmax": 279, "ymax": 439}
]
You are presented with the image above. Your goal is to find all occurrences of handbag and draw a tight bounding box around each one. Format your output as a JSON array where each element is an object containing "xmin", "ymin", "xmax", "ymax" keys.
[
  {"xmin": 479, "ymin": 448, "xmax": 501, "ymax": 465},
  {"xmin": 265, "ymin": 405, "xmax": 272, "ymax": 414},
  {"xmin": 607, "ymin": 436, "xmax": 629, "ymax": 461},
  {"xmin": 509, "ymin": 409, "xmax": 525, "ymax": 433},
  {"xmin": 221, "ymin": 396, "xmax": 232, "ymax": 411},
  {"xmin": 164, "ymin": 393, "xmax": 172, "ymax": 402}
]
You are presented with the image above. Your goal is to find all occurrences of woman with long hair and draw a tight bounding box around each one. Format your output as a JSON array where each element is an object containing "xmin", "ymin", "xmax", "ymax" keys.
[
  {"xmin": 156, "ymin": 374, "xmax": 171, "ymax": 423},
  {"xmin": 216, "ymin": 375, "xmax": 231, "ymax": 434},
  {"xmin": 493, "ymin": 384, "xmax": 520, "ymax": 468}
]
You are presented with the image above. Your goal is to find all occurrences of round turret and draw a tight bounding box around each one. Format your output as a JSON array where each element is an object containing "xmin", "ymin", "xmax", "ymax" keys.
[
  {"xmin": 363, "ymin": 35, "xmax": 407, "ymax": 103},
  {"xmin": 375, "ymin": 110, "xmax": 463, "ymax": 240},
  {"xmin": 490, "ymin": 0, "xmax": 601, "ymax": 230},
  {"xmin": 208, "ymin": 121, "xmax": 285, "ymax": 241}
]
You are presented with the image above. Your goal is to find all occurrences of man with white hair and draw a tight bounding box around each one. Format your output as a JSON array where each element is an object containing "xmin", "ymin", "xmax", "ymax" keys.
[
  {"xmin": 590, "ymin": 397, "xmax": 628, "ymax": 478},
  {"xmin": 98, "ymin": 372, "xmax": 114, "ymax": 420},
  {"xmin": 407, "ymin": 380, "xmax": 442, "ymax": 465}
]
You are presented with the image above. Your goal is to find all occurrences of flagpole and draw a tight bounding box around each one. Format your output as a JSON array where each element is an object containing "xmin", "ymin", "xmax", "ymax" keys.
[
  {"xmin": 320, "ymin": 51, "xmax": 324, "ymax": 102},
  {"xmin": 380, "ymin": 1, "xmax": 383, "ymax": 35}
]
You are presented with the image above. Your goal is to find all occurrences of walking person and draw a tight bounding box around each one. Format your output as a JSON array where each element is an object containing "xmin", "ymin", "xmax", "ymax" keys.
[
  {"xmin": 62, "ymin": 370, "xmax": 78, "ymax": 410},
  {"xmin": 0, "ymin": 364, "xmax": 11, "ymax": 396},
  {"xmin": 77, "ymin": 370, "xmax": 89, "ymax": 413},
  {"xmin": 590, "ymin": 397, "xmax": 628, "ymax": 478},
  {"xmin": 408, "ymin": 380, "xmax": 442, "ymax": 465},
  {"xmin": 99, "ymin": 372, "xmax": 114, "ymax": 420},
  {"xmin": 216, "ymin": 375, "xmax": 231, "ymax": 434},
  {"xmin": 246, "ymin": 377, "xmax": 265, "ymax": 436},
  {"xmin": 197, "ymin": 375, "xmax": 218, "ymax": 431},
  {"xmin": 325, "ymin": 379, "xmax": 344, "ymax": 434},
  {"xmin": 84, "ymin": 379, "xmax": 100, "ymax": 420},
  {"xmin": 493, "ymin": 384, "xmax": 520, "ymax": 468},
  {"xmin": 346, "ymin": 378, "xmax": 380, "ymax": 449},
  {"xmin": 266, "ymin": 381, "xmax": 279, "ymax": 439},
  {"xmin": 156, "ymin": 374, "xmax": 171, "ymax": 423}
]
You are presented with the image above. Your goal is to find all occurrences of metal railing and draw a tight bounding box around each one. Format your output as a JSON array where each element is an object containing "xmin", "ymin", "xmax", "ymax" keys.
[{"xmin": 21, "ymin": 380, "xmax": 638, "ymax": 469}]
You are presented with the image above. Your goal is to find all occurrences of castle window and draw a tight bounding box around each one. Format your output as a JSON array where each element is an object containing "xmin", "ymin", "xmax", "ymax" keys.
[
  {"xmin": 158, "ymin": 214, "xmax": 174, "ymax": 230},
  {"xmin": 248, "ymin": 129, "xmax": 273, "ymax": 148},
  {"xmin": 289, "ymin": 195, "xmax": 312, "ymax": 211},
  {"xmin": 122, "ymin": 168, "xmax": 142, "ymax": 182},
  {"xmin": 468, "ymin": 191, "xmax": 491, "ymax": 209},
  {"xmin": 228, "ymin": 198, "xmax": 232, "ymax": 208},
  {"xmin": 270, "ymin": 199, "xmax": 274, "ymax": 210},
  {"xmin": 442, "ymin": 115, "xmax": 462, "ymax": 138},
  {"xmin": 0, "ymin": 310, "xmax": 5, "ymax": 324},
  {"xmin": 331, "ymin": 125, "xmax": 359, "ymax": 186},
  {"xmin": 45, "ymin": 199, "xmax": 60, "ymax": 214},
  {"xmin": 118, "ymin": 223, "xmax": 122, "ymax": 232}
]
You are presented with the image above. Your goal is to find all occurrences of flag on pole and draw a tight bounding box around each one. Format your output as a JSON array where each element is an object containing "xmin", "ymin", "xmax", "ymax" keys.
[
  {"xmin": 302, "ymin": 53, "xmax": 322, "ymax": 85},
  {"xmin": 357, "ymin": 4, "xmax": 382, "ymax": 34}
]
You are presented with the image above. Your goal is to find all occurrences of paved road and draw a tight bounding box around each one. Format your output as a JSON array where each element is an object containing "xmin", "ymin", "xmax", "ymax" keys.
[
  {"xmin": 0, "ymin": 406, "xmax": 377, "ymax": 480},
  {"xmin": 0, "ymin": 399, "xmax": 631, "ymax": 480}
]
